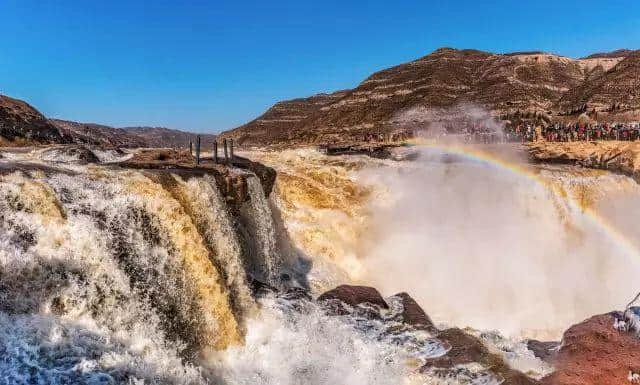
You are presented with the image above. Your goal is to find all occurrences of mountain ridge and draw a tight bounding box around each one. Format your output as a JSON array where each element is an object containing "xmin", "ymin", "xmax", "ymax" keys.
[
  {"xmin": 0, "ymin": 93, "xmax": 215, "ymax": 148},
  {"xmin": 220, "ymin": 47, "xmax": 638, "ymax": 146}
]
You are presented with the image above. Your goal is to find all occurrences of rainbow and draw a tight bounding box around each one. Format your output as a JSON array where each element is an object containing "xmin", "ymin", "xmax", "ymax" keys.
[{"xmin": 412, "ymin": 141, "xmax": 640, "ymax": 261}]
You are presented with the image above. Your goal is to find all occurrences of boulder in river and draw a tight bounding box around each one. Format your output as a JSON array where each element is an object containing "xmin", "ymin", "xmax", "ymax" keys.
[
  {"xmin": 526, "ymin": 339, "xmax": 559, "ymax": 365},
  {"xmin": 423, "ymin": 328, "xmax": 539, "ymax": 385},
  {"xmin": 318, "ymin": 285, "xmax": 389, "ymax": 310},
  {"xmin": 393, "ymin": 292, "xmax": 438, "ymax": 333},
  {"xmin": 541, "ymin": 312, "xmax": 640, "ymax": 385}
]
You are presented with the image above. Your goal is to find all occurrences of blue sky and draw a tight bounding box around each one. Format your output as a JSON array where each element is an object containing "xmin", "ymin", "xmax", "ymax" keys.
[{"xmin": 0, "ymin": 1, "xmax": 638, "ymax": 133}]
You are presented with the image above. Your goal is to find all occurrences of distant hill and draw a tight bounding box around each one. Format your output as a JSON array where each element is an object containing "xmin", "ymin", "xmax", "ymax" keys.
[
  {"xmin": 0, "ymin": 94, "xmax": 66, "ymax": 145},
  {"xmin": 123, "ymin": 126, "xmax": 216, "ymax": 149},
  {"xmin": 50, "ymin": 119, "xmax": 148, "ymax": 148},
  {"xmin": 220, "ymin": 47, "xmax": 637, "ymax": 146},
  {"xmin": 582, "ymin": 49, "xmax": 635, "ymax": 59},
  {"xmin": 0, "ymin": 93, "xmax": 215, "ymax": 148}
]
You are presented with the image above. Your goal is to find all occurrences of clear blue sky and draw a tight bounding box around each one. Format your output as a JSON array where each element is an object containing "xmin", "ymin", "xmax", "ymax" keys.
[{"xmin": 1, "ymin": 1, "xmax": 638, "ymax": 133}]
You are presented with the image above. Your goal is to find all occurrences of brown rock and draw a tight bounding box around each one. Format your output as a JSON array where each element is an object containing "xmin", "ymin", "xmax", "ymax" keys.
[
  {"xmin": 0, "ymin": 94, "xmax": 66, "ymax": 144},
  {"xmin": 526, "ymin": 141, "xmax": 640, "ymax": 182},
  {"xmin": 231, "ymin": 155, "xmax": 277, "ymax": 197},
  {"xmin": 541, "ymin": 312, "xmax": 640, "ymax": 385},
  {"xmin": 423, "ymin": 328, "xmax": 538, "ymax": 385},
  {"xmin": 122, "ymin": 126, "xmax": 217, "ymax": 149},
  {"xmin": 119, "ymin": 149, "xmax": 276, "ymax": 205},
  {"xmin": 50, "ymin": 119, "xmax": 147, "ymax": 148},
  {"xmin": 557, "ymin": 51, "xmax": 640, "ymax": 119},
  {"xmin": 393, "ymin": 292, "xmax": 437, "ymax": 333},
  {"xmin": 317, "ymin": 285, "xmax": 389, "ymax": 309},
  {"xmin": 526, "ymin": 340, "xmax": 559, "ymax": 365}
]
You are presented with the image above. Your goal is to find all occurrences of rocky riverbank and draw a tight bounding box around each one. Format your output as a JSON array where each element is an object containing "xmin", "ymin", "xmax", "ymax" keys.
[
  {"xmin": 317, "ymin": 142, "xmax": 420, "ymax": 161},
  {"xmin": 527, "ymin": 141, "xmax": 640, "ymax": 181}
]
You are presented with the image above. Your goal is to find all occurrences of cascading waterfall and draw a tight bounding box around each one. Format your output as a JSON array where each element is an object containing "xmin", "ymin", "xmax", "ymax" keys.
[
  {"xmin": 242, "ymin": 147, "xmax": 640, "ymax": 339},
  {"xmin": 5, "ymin": 144, "xmax": 640, "ymax": 385},
  {"xmin": 0, "ymin": 153, "xmax": 441, "ymax": 385},
  {"xmin": 0, "ymin": 162, "xmax": 257, "ymax": 382},
  {"xmin": 240, "ymin": 176, "xmax": 281, "ymax": 286},
  {"xmin": 0, "ymin": 170, "xmax": 212, "ymax": 383},
  {"xmin": 0, "ymin": 151, "xmax": 441, "ymax": 385},
  {"xmin": 158, "ymin": 173, "xmax": 255, "ymax": 321}
]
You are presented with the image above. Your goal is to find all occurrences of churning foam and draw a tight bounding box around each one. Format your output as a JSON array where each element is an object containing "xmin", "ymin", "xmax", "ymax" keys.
[
  {"xmin": 359, "ymin": 145, "xmax": 640, "ymax": 338},
  {"xmin": 247, "ymin": 145, "xmax": 640, "ymax": 339}
]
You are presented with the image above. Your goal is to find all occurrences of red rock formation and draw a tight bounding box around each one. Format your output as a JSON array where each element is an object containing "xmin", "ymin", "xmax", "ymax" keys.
[{"xmin": 541, "ymin": 312, "xmax": 640, "ymax": 385}]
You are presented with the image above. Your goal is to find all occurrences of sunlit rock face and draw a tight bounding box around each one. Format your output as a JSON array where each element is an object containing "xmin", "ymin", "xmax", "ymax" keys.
[
  {"xmin": 0, "ymin": 94, "xmax": 65, "ymax": 145},
  {"xmin": 220, "ymin": 49, "xmax": 639, "ymax": 146}
]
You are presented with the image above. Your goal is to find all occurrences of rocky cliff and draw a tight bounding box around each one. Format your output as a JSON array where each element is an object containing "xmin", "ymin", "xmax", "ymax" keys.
[
  {"xmin": 557, "ymin": 51, "xmax": 640, "ymax": 120},
  {"xmin": 0, "ymin": 94, "xmax": 214, "ymax": 148},
  {"xmin": 220, "ymin": 48, "xmax": 637, "ymax": 146},
  {"xmin": 0, "ymin": 95, "xmax": 66, "ymax": 145},
  {"xmin": 527, "ymin": 141, "xmax": 640, "ymax": 181}
]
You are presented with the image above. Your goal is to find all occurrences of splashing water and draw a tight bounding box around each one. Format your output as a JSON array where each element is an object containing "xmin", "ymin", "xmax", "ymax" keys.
[
  {"xmin": 3, "ymin": 144, "xmax": 637, "ymax": 384},
  {"xmin": 207, "ymin": 295, "xmax": 434, "ymax": 385},
  {"xmin": 0, "ymin": 160, "xmax": 248, "ymax": 382},
  {"xmin": 0, "ymin": 150, "xmax": 437, "ymax": 385},
  {"xmin": 240, "ymin": 176, "xmax": 281, "ymax": 285},
  {"xmin": 248, "ymin": 146, "xmax": 640, "ymax": 339}
]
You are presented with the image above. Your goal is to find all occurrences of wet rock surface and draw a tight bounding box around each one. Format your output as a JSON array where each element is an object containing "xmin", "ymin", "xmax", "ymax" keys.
[
  {"xmin": 119, "ymin": 149, "xmax": 276, "ymax": 204},
  {"xmin": 231, "ymin": 155, "xmax": 277, "ymax": 197},
  {"xmin": 541, "ymin": 312, "xmax": 640, "ymax": 385},
  {"xmin": 526, "ymin": 340, "xmax": 559, "ymax": 364},
  {"xmin": 423, "ymin": 328, "xmax": 539, "ymax": 385},
  {"xmin": 318, "ymin": 285, "xmax": 389, "ymax": 310},
  {"xmin": 393, "ymin": 292, "xmax": 437, "ymax": 333},
  {"xmin": 319, "ymin": 285, "xmax": 540, "ymax": 384}
]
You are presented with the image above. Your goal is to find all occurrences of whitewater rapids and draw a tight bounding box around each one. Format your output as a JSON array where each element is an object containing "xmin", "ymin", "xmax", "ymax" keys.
[
  {"xmin": 2, "ymin": 143, "xmax": 639, "ymax": 384},
  {"xmin": 0, "ymin": 148, "xmax": 453, "ymax": 385},
  {"xmin": 244, "ymin": 145, "xmax": 640, "ymax": 339}
]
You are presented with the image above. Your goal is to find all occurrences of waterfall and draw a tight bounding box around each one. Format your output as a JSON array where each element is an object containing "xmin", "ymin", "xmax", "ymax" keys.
[
  {"xmin": 13, "ymin": 144, "xmax": 639, "ymax": 385},
  {"xmin": 240, "ymin": 176, "xmax": 281, "ymax": 286},
  {"xmin": 0, "ymin": 165, "xmax": 257, "ymax": 382},
  {"xmin": 158, "ymin": 173, "xmax": 255, "ymax": 321}
]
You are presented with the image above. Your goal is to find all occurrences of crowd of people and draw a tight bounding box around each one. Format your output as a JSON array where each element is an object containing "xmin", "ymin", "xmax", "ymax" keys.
[
  {"xmin": 505, "ymin": 122, "xmax": 640, "ymax": 142},
  {"xmin": 354, "ymin": 121, "xmax": 640, "ymax": 145}
]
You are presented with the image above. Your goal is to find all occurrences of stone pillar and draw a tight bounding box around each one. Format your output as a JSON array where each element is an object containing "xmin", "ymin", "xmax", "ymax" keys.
[
  {"xmin": 223, "ymin": 138, "xmax": 228, "ymax": 164},
  {"xmin": 196, "ymin": 135, "xmax": 201, "ymax": 165}
]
